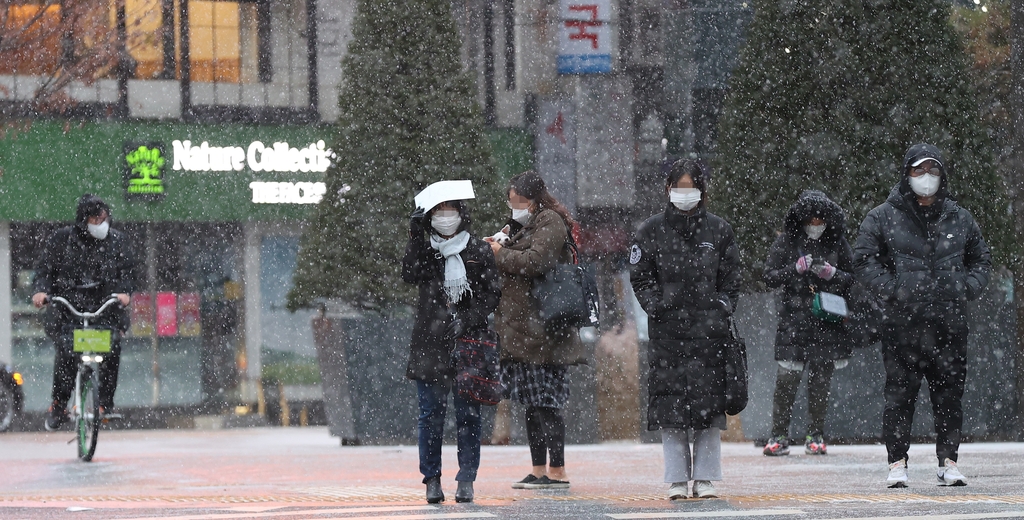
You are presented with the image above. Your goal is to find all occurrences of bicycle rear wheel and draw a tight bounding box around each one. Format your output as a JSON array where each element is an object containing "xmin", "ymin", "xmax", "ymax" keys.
[{"xmin": 77, "ymin": 370, "xmax": 100, "ymax": 461}]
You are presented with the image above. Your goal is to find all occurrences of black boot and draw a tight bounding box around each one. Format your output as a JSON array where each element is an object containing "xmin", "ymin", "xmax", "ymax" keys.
[
  {"xmin": 425, "ymin": 476, "xmax": 444, "ymax": 504},
  {"xmin": 455, "ymin": 481, "xmax": 474, "ymax": 503}
]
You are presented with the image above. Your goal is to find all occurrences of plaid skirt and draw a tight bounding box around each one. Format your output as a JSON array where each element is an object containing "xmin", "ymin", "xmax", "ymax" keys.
[{"xmin": 502, "ymin": 361, "xmax": 570, "ymax": 408}]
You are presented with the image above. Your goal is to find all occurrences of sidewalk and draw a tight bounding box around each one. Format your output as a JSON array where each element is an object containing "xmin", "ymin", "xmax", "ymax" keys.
[{"xmin": 2, "ymin": 427, "xmax": 1023, "ymax": 507}]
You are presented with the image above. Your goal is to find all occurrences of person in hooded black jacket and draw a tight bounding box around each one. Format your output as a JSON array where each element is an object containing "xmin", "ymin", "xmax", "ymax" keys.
[
  {"xmin": 854, "ymin": 143, "xmax": 991, "ymax": 488},
  {"xmin": 762, "ymin": 190, "xmax": 854, "ymax": 457},
  {"xmin": 32, "ymin": 194, "xmax": 135, "ymax": 431},
  {"xmin": 403, "ymin": 197, "xmax": 500, "ymax": 504},
  {"xmin": 630, "ymin": 159, "xmax": 742, "ymax": 500}
]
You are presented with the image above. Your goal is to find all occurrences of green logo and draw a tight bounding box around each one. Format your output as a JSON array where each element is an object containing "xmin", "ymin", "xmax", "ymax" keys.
[{"xmin": 123, "ymin": 142, "xmax": 166, "ymax": 201}]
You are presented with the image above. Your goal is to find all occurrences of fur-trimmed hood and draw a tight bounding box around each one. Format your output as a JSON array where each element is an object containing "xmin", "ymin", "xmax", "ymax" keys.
[{"xmin": 783, "ymin": 190, "xmax": 846, "ymax": 243}]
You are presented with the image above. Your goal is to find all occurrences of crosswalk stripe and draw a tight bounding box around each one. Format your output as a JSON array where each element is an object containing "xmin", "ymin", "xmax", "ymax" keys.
[
  {"xmin": 607, "ymin": 510, "xmax": 805, "ymax": 519},
  {"xmin": 120, "ymin": 505, "xmax": 455, "ymax": 520},
  {"xmin": 829, "ymin": 512, "xmax": 1024, "ymax": 520}
]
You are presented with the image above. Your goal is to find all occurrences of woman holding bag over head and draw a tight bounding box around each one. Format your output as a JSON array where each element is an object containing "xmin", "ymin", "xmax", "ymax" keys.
[
  {"xmin": 762, "ymin": 190, "xmax": 854, "ymax": 457},
  {"xmin": 403, "ymin": 181, "xmax": 501, "ymax": 504},
  {"xmin": 487, "ymin": 170, "xmax": 584, "ymax": 491},
  {"xmin": 629, "ymin": 159, "xmax": 742, "ymax": 500}
]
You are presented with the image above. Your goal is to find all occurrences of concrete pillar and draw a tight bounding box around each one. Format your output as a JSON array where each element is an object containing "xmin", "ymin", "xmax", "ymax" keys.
[
  {"xmin": 242, "ymin": 222, "xmax": 262, "ymax": 403},
  {"xmin": 0, "ymin": 222, "xmax": 11, "ymax": 364}
]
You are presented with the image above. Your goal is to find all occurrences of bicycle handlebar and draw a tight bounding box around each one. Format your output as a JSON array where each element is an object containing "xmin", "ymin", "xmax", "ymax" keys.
[{"xmin": 46, "ymin": 296, "xmax": 122, "ymax": 319}]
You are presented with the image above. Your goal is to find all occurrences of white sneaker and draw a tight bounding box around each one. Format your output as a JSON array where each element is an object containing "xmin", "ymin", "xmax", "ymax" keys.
[
  {"xmin": 887, "ymin": 459, "xmax": 908, "ymax": 488},
  {"xmin": 668, "ymin": 482, "xmax": 688, "ymax": 500},
  {"xmin": 937, "ymin": 458, "xmax": 967, "ymax": 486},
  {"xmin": 692, "ymin": 480, "xmax": 718, "ymax": 498}
]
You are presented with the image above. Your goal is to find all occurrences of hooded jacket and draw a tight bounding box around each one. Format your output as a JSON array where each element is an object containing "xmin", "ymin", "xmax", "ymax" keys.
[
  {"xmin": 853, "ymin": 144, "xmax": 992, "ymax": 325},
  {"xmin": 402, "ymin": 204, "xmax": 501, "ymax": 383},
  {"xmin": 33, "ymin": 195, "xmax": 136, "ymax": 335},
  {"xmin": 630, "ymin": 204, "xmax": 743, "ymax": 430},
  {"xmin": 764, "ymin": 190, "xmax": 854, "ymax": 362}
]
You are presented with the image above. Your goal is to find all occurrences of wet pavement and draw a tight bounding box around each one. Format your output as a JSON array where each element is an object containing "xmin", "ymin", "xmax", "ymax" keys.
[{"xmin": 1, "ymin": 426, "xmax": 1024, "ymax": 519}]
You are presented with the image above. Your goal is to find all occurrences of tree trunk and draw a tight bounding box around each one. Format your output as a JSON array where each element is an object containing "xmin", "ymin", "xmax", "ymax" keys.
[{"xmin": 1010, "ymin": 0, "xmax": 1024, "ymax": 442}]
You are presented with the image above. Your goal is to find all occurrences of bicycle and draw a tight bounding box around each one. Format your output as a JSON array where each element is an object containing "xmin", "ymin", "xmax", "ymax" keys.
[
  {"xmin": 46, "ymin": 295, "xmax": 121, "ymax": 462},
  {"xmin": 0, "ymin": 363, "xmax": 24, "ymax": 432}
]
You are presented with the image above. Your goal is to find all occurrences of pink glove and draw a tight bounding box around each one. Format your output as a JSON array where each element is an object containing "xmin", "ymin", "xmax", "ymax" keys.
[
  {"xmin": 815, "ymin": 262, "xmax": 836, "ymax": 280},
  {"xmin": 795, "ymin": 255, "xmax": 813, "ymax": 274}
]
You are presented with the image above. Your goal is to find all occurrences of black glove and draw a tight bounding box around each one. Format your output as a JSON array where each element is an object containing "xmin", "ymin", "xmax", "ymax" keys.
[
  {"xmin": 409, "ymin": 207, "xmax": 427, "ymax": 237},
  {"xmin": 444, "ymin": 318, "xmax": 464, "ymax": 340}
]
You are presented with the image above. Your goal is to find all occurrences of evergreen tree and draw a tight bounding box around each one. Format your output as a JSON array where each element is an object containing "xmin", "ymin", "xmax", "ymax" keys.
[
  {"xmin": 287, "ymin": 0, "xmax": 500, "ymax": 311},
  {"xmin": 715, "ymin": 0, "xmax": 1012, "ymax": 286}
]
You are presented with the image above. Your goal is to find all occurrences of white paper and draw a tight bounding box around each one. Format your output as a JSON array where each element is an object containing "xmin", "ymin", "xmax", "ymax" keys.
[{"xmin": 414, "ymin": 180, "xmax": 475, "ymax": 211}]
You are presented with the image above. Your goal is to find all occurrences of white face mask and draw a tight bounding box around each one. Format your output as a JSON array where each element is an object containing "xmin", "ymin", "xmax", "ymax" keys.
[
  {"xmin": 511, "ymin": 207, "xmax": 532, "ymax": 225},
  {"xmin": 909, "ymin": 173, "xmax": 941, "ymax": 198},
  {"xmin": 805, "ymin": 223, "xmax": 826, "ymax": 241},
  {"xmin": 669, "ymin": 188, "xmax": 702, "ymax": 211},
  {"xmin": 431, "ymin": 210, "xmax": 462, "ymax": 236},
  {"xmin": 87, "ymin": 221, "xmax": 110, "ymax": 240}
]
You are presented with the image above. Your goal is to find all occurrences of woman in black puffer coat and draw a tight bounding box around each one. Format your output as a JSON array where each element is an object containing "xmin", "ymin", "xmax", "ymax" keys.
[
  {"xmin": 762, "ymin": 190, "xmax": 854, "ymax": 457},
  {"xmin": 403, "ymin": 197, "xmax": 501, "ymax": 504},
  {"xmin": 630, "ymin": 159, "xmax": 742, "ymax": 500}
]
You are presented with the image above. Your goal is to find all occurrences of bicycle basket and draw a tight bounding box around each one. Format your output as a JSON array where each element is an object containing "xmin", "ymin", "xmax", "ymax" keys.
[{"xmin": 73, "ymin": 329, "xmax": 112, "ymax": 353}]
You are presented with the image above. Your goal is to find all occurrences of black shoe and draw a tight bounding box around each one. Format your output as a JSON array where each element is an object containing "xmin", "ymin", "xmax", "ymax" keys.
[
  {"xmin": 44, "ymin": 403, "xmax": 67, "ymax": 431},
  {"xmin": 511, "ymin": 474, "xmax": 540, "ymax": 489},
  {"xmin": 522, "ymin": 475, "xmax": 570, "ymax": 490},
  {"xmin": 455, "ymin": 481, "xmax": 474, "ymax": 503},
  {"xmin": 425, "ymin": 476, "xmax": 444, "ymax": 504},
  {"xmin": 341, "ymin": 437, "xmax": 362, "ymax": 446}
]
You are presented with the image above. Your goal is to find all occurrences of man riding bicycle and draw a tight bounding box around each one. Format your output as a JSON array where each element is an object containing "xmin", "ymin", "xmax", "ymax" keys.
[{"xmin": 32, "ymin": 194, "xmax": 135, "ymax": 431}]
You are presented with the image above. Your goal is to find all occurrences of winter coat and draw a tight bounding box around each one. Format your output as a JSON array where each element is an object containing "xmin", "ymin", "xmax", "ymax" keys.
[
  {"xmin": 764, "ymin": 190, "xmax": 855, "ymax": 363},
  {"xmin": 494, "ymin": 208, "xmax": 585, "ymax": 366},
  {"xmin": 853, "ymin": 182, "xmax": 991, "ymax": 327},
  {"xmin": 33, "ymin": 203, "xmax": 136, "ymax": 337},
  {"xmin": 402, "ymin": 232, "xmax": 501, "ymax": 383},
  {"xmin": 630, "ymin": 205, "xmax": 743, "ymax": 430}
]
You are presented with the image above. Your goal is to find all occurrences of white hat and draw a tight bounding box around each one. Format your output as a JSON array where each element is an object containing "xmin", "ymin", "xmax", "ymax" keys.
[{"xmin": 414, "ymin": 180, "xmax": 475, "ymax": 211}]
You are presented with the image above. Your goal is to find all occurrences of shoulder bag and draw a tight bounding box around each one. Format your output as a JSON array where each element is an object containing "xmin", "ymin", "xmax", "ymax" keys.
[
  {"xmin": 531, "ymin": 234, "xmax": 600, "ymax": 332},
  {"xmin": 723, "ymin": 318, "xmax": 749, "ymax": 415},
  {"xmin": 451, "ymin": 328, "xmax": 503, "ymax": 405}
]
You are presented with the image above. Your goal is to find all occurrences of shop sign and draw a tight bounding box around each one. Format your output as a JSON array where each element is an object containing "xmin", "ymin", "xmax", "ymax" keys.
[
  {"xmin": 249, "ymin": 181, "xmax": 326, "ymax": 204},
  {"xmin": 157, "ymin": 292, "xmax": 178, "ymax": 337},
  {"xmin": 123, "ymin": 142, "xmax": 167, "ymax": 201},
  {"xmin": 558, "ymin": 0, "xmax": 613, "ymax": 74},
  {"xmin": 171, "ymin": 140, "xmax": 332, "ymax": 173}
]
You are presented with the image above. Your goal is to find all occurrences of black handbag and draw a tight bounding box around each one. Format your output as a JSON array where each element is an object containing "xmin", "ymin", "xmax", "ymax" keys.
[
  {"xmin": 451, "ymin": 328, "xmax": 503, "ymax": 405},
  {"xmin": 723, "ymin": 319, "xmax": 749, "ymax": 415},
  {"xmin": 531, "ymin": 237, "xmax": 600, "ymax": 332}
]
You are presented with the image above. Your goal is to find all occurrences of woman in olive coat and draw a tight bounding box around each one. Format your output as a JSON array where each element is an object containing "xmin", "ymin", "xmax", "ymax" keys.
[{"xmin": 488, "ymin": 171, "xmax": 583, "ymax": 490}]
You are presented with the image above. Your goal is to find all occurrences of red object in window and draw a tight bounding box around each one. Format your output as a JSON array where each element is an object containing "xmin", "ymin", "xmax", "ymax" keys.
[{"xmin": 156, "ymin": 292, "xmax": 178, "ymax": 337}]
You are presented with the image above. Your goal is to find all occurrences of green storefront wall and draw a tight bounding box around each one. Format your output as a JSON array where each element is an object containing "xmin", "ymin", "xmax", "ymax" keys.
[{"xmin": 0, "ymin": 121, "xmax": 532, "ymax": 222}]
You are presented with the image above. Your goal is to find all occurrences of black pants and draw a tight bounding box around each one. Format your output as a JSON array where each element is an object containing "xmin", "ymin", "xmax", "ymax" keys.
[
  {"xmin": 770, "ymin": 359, "xmax": 836, "ymax": 438},
  {"xmin": 526, "ymin": 406, "xmax": 565, "ymax": 467},
  {"xmin": 51, "ymin": 330, "xmax": 123, "ymax": 410},
  {"xmin": 882, "ymin": 321, "xmax": 967, "ymax": 465}
]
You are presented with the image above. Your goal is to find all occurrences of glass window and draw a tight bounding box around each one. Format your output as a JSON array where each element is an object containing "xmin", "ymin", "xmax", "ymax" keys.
[
  {"xmin": 189, "ymin": 0, "xmax": 260, "ymax": 83},
  {"xmin": 0, "ymin": 3, "xmax": 63, "ymax": 75}
]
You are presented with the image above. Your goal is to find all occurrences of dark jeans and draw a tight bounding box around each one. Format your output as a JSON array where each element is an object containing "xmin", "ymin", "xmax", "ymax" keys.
[
  {"xmin": 416, "ymin": 380, "xmax": 482, "ymax": 483},
  {"xmin": 770, "ymin": 359, "xmax": 836, "ymax": 438},
  {"xmin": 51, "ymin": 330, "xmax": 123, "ymax": 410},
  {"xmin": 882, "ymin": 320, "xmax": 967, "ymax": 465}
]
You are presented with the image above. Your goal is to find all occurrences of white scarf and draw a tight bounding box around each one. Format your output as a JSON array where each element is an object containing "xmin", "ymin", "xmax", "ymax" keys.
[{"xmin": 429, "ymin": 231, "xmax": 471, "ymax": 304}]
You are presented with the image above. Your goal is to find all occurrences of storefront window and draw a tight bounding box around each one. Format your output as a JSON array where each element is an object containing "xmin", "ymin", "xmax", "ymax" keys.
[
  {"xmin": 8, "ymin": 222, "xmax": 243, "ymax": 411},
  {"xmin": 189, "ymin": 0, "xmax": 266, "ymax": 84},
  {"xmin": 0, "ymin": 3, "xmax": 64, "ymax": 75}
]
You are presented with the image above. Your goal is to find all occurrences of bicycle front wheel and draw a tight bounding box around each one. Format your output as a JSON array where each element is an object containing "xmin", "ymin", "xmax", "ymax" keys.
[{"xmin": 77, "ymin": 370, "xmax": 100, "ymax": 461}]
